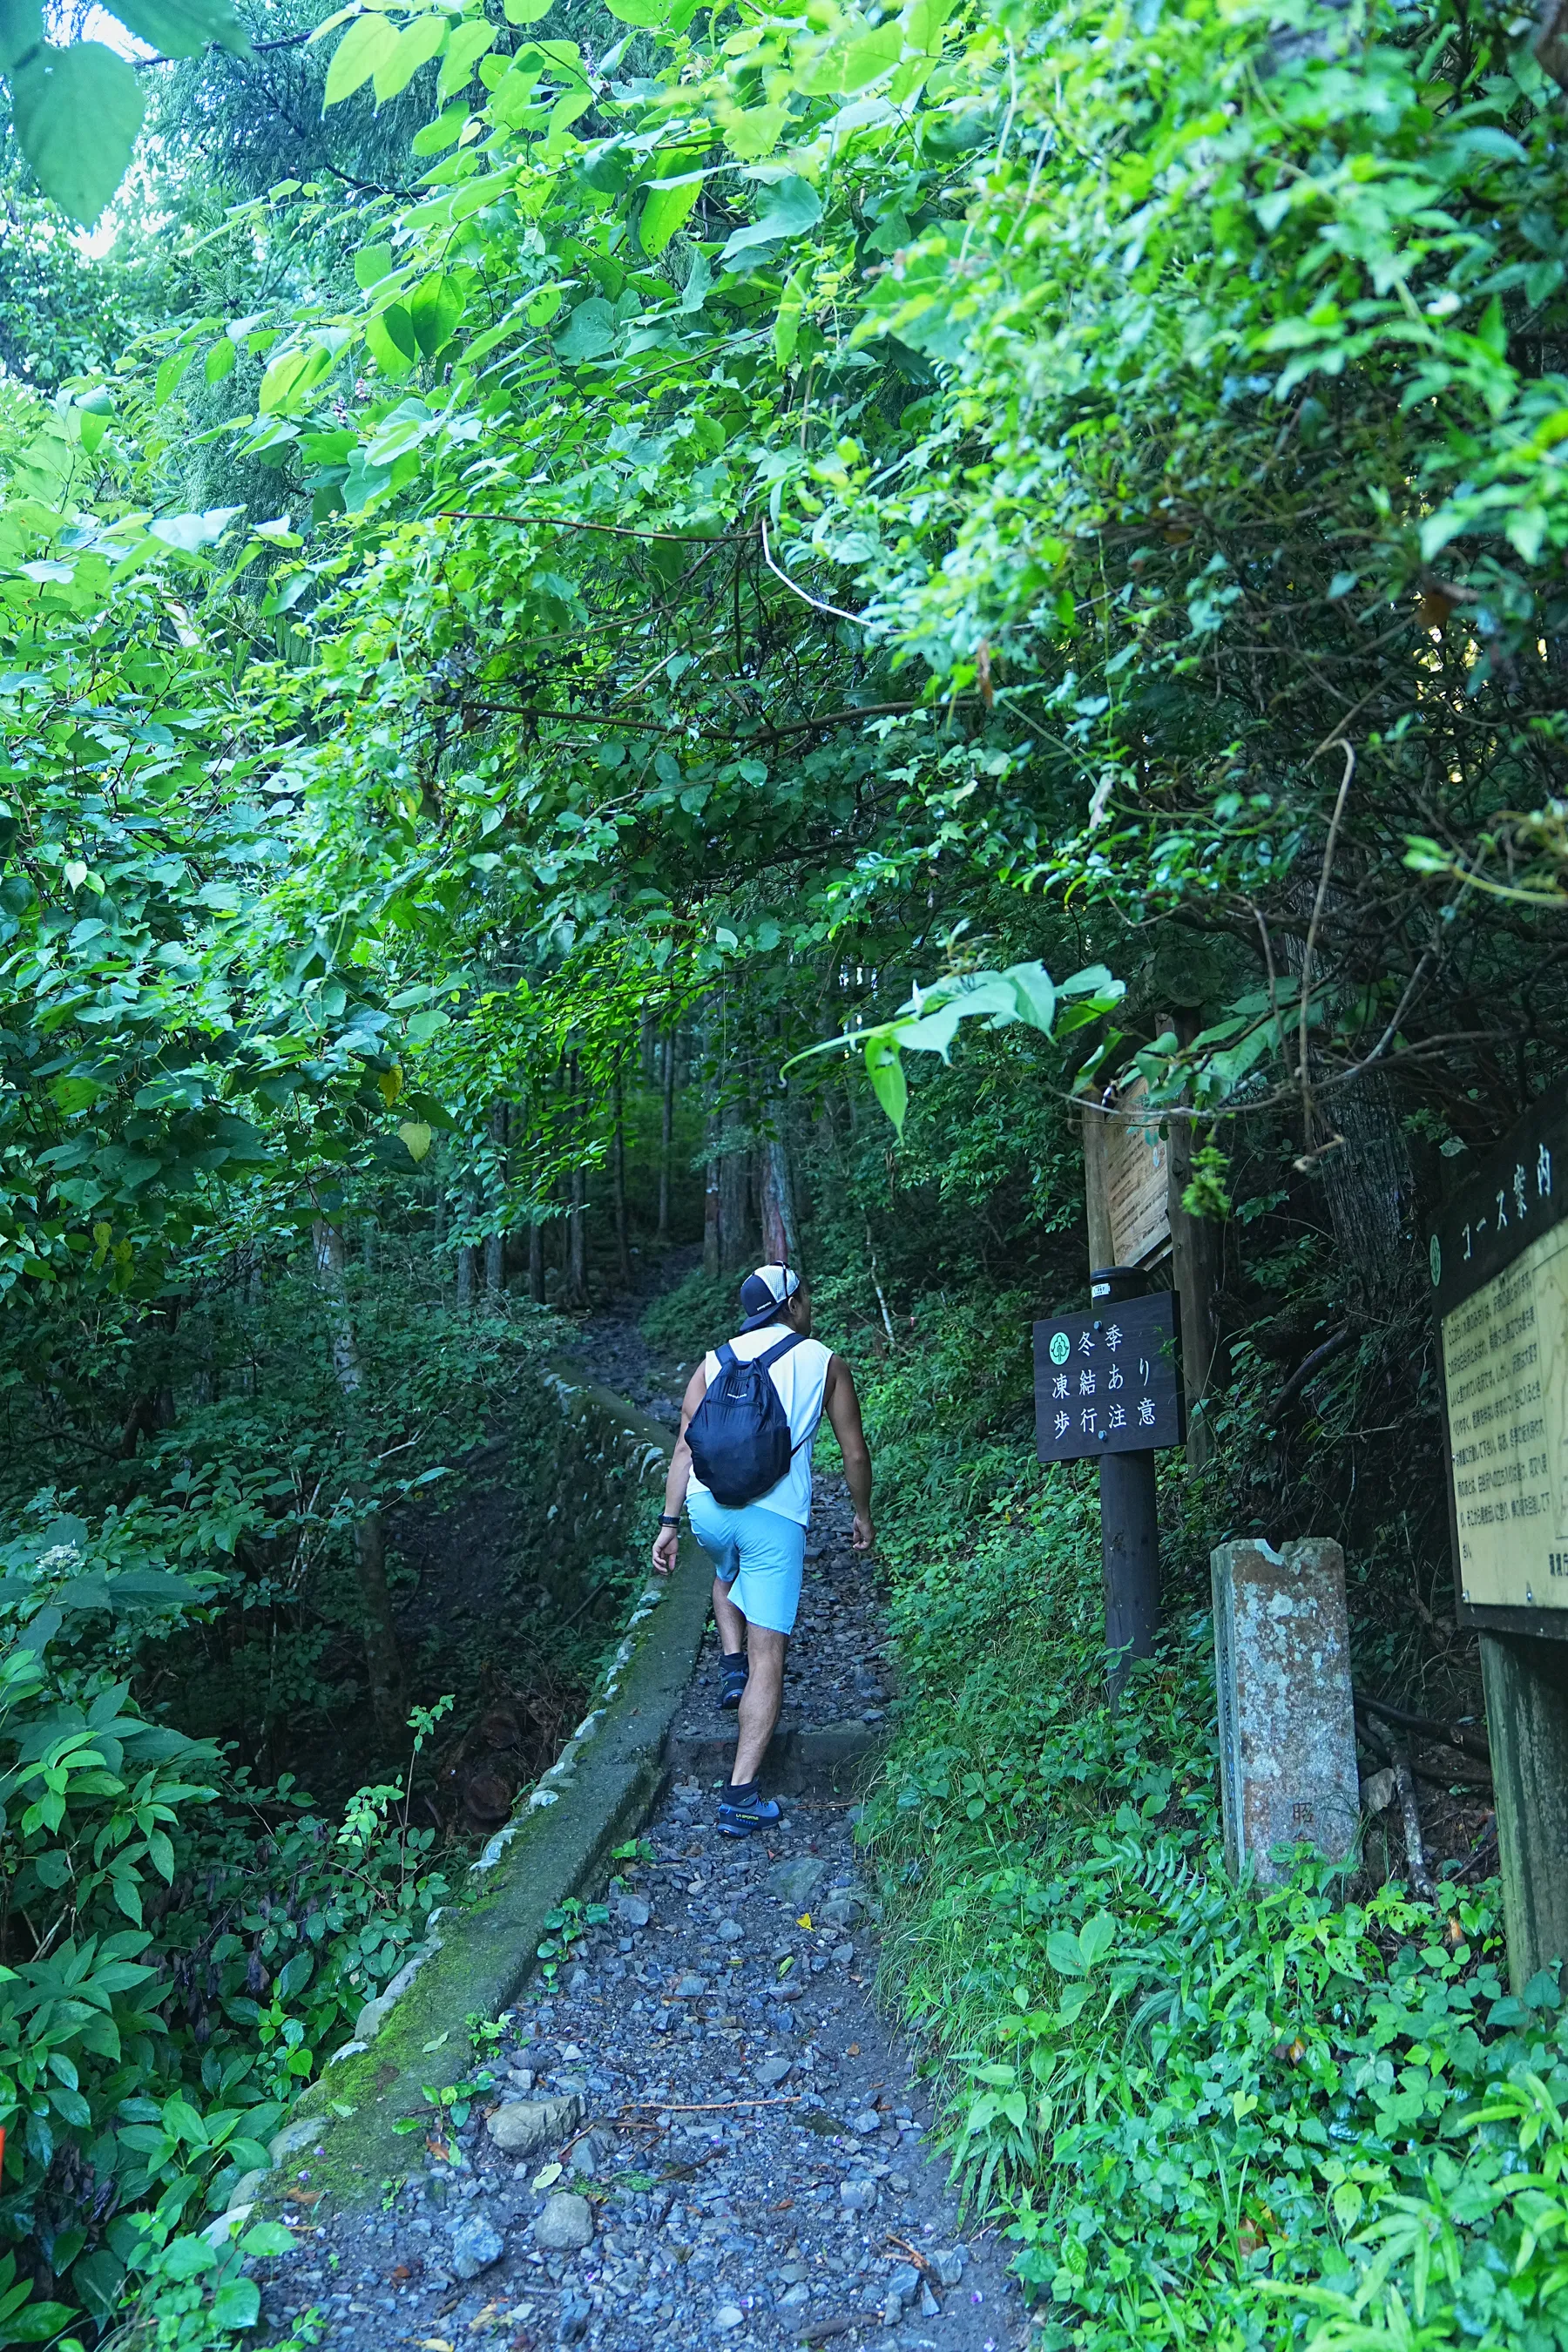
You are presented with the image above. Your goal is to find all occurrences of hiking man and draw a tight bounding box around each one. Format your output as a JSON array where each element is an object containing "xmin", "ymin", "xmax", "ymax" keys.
[{"xmin": 650, "ymin": 1263, "xmax": 874, "ymax": 1837}]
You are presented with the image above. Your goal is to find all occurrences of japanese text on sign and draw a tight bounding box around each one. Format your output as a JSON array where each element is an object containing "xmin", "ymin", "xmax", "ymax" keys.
[
  {"xmin": 1431, "ymin": 1085, "xmax": 1568, "ymax": 1617},
  {"xmin": 1034, "ymin": 1294, "xmax": 1181, "ymax": 1463},
  {"xmin": 1441, "ymin": 1220, "xmax": 1568, "ymax": 1609}
]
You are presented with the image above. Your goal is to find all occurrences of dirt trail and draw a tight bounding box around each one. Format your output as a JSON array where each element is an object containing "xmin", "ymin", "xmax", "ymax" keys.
[{"xmin": 256, "ymin": 1282, "xmax": 1027, "ymax": 2352}]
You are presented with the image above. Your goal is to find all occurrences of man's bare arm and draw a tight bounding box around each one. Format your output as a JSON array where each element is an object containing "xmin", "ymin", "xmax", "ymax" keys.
[
  {"xmin": 824, "ymin": 1355, "xmax": 875, "ymax": 1551},
  {"xmin": 652, "ymin": 1363, "xmax": 710, "ymax": 1574}
]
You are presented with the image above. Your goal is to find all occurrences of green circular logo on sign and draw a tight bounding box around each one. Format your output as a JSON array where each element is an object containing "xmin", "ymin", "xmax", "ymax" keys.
[
  {"xmin": 1049, "ymin": 1331, "xmax": 1071, "ymax": 1366},
  {"xmin": 1429, "ymin": 1233, "xmax": 1442, "ymax": 1288}
]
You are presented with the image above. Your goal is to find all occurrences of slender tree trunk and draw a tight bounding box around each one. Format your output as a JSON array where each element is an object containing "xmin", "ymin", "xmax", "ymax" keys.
[
  {"xmin": 719, "ymin": 1106, "xmax": 749, "ymax": 1272},
  {"xmin": 484, "ymin": 1105, "xmax": 507, "ymax": 1304},
  {"xmin": 657, "ymin": 1031, "xmax": 675, "ymax": 1245},
  {"xmin": 703, "ymin": 1112, "xmax": 721, "ymax": 1278},
  {"xmin": 311, "ymin": 1219, "xmax": 405, "ymax": 1742},
  {"xmin": 612, "ymin": 1073, "xmax": 633, "ymax": 1288},
  {"xmin": 528, "ymin": 1218, "xmax": 544, "ymax": 1302},
  {"xmin": 456, "ymin": 1242, "xmax": 476, "ymax": 1307},
  {"xmin": 760, "ymin": 1135, "xmax": 799, "ymax": 1266},
  {"xmin": 566, "ymin": 1057, "xmax": 589, "ymax": 1307},
  {"xmin": 1167, "ymin": 1006, "xmax": 1228, "ymax": 1470},
  {"xmin": 569, "ymin": 1166, "xmax": 588, "ymax": 1304}
]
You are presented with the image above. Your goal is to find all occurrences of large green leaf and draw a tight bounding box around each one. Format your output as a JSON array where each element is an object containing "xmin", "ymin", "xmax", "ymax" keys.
[
  {"xmin": 102, "ymin": 0, "xmax": 249, "ymax": 58},
  {"xmin": 409, "ymin": 271, "xmax": 464, "ymax": 357},
  {"xmin": 10, "ymin": 41, "xmax": 145, "ymax": 226},
  {"xmin": 555, "ymin": 296, "xmax": 617, "ymax": 362},
  {"xmin": 719, "ymin": 174, "xmax": 821, "ymax": 263},
  {"xmin": 373, "ymin": 13, "xmax": 446, "ymax": 103},
  {"xmin": 323, "ymin": 10, "xmax": 400, "ymax": 106},
  {"xmin": 638, "ymin": 175, "xmax": 701, "ymax": 258}
]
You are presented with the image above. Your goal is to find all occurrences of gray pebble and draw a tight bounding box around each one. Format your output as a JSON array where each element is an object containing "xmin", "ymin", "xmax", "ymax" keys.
[
  {"xmin": 756, "ymin": 2055, "xmax": 792, "ymax": 2087},
  {"xmin": 534, "ymin": 2192, "xmax": 595, "ymax": 2251},
  {"xmin": 449, "ymin": 2213, "xmax": 504, "ymax": 2280},
  {"xmin": 840, "ymin": 2179, "xmax": 877, "ymax": 2213}
]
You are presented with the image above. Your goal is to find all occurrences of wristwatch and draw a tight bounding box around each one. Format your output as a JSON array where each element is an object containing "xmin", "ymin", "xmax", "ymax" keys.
[{"xmin": 659, "ymin": 1513, "xmax": 681, "ymax": 1528}]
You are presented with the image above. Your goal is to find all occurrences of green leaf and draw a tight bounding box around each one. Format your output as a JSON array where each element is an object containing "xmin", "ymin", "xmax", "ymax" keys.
[
  {"xmin": 639, "ymin": 176, "xmax": 700, "ymax": 258},
  {"xmin": 212, "ymin": 2278, "xmax": 260, "ymax": 2329},
  {"xmin": 503, "ymin": 0, "xmax": 551, "ymax": 17},
  {"xmin": 1045, "ymin": 1930, "xmax": 1086, "ymax": 1977},
  {"xmin": 719, "ymin": 174, "xmax": 821, "ymax": 263},
  {"xmin": 354, "ymin": 242, "xmax": 397, "ymax": 288},
  {"xmin": 773, "ymin": 267, "xmax": 808, "ymax": 365},
  {"xmin": 204, "ymin": 336, "xmax": 237, "ymax": 383},
  {"xmin": 102, "ymin": 0, "xmax": 250, "ymax": 58},
  {"xmin": 409, "ymin": 271, "xmax": 464, "ymax": 357},
  {"xmin": 365, "ymin": 306, "xmax": 418, "ymax": 376},
  {"xmin": 438, "ymin": 16, "xmax": 494, "ymax": 94},
  {"xmin": 602, "ymin": 0, "xmax": 668, "ymax": 20},
  {"xmin": 323, "ymin": 10, "xmax": 400, "ymax": 106},
  {"xmin": 864, "ymin": 1035, "xmax": 907, "ymax": 1137},
  {"xmin": 1, "ymin": 2301, "xmax": 78, "ymax": 2342},
  {"xmin": 555, "ymin": 296, "xmax": 617, "ymax": 362},
  {"xmin": 373, "ymin": 13, "xmax": 446, "ymax": 103},
  {"xmin": 11, "ymin": 41, "xmax": 145, "ymax": 227},
  {"xmin": 1078, "ymin": 1911, "xmax": 1115, "ymax": 1967}
]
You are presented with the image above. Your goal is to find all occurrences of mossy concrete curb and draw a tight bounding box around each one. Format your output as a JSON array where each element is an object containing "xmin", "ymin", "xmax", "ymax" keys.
[{"xmin": 260, "ymin": 1365, "xmax": 709, "ymax": 2211}]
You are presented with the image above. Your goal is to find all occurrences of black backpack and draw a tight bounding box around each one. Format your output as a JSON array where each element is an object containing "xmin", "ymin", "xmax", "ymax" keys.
[{"xmin": 686, "ymin": 1332, "xmax": 807, "ymax": 1508}]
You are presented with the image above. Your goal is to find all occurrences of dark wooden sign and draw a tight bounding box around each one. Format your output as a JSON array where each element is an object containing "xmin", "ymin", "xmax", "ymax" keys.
[
  {"xmin": 1430, "ymin": 1089, "xmax": 1568, "ymax": 1634},
  {"xmin": 1034, "ymin": 1292, "xmax": 1182, "ymax": 1464}
]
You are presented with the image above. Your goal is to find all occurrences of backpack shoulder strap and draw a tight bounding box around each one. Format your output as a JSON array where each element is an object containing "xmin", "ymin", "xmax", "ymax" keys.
[
  {"xmin": 756, "ymin": 1330, "xmax": 806, "ymax": 1372},
  {"xmin": 714, "ymin": 1340, "xmax": 740, "ymax": 1372}
]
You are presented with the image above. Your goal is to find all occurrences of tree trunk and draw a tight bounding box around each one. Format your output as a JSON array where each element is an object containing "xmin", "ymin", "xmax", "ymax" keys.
[
  {"xmin": 703, "ymin": 1113, "xmax": 721, "ymax": 1278},
  {"xmin": 311, "ymin": 1218, "xmax": 405, "ymax": 1742},
  {"xmin": 528, "ymin": 1219, "xmax": 544, "ymax": 1302},
  {"xmin": 484, "ymin": 1103, "xmax": 507, "ymax": 1304},
  {"xmin": 612, "ymin": 1073, "xmax": 633, "ymax": 1288},
  {"xmin": 566, "ymin": 1058, "xmax": 589, "ymax": 1307},
  {"xmin": 568, "ymin": 1166, "xmax": 588, "ymax": 1305},
  {"xmin": 456, "ymin": 1242, "xmax": 476, "ymax": 1307},
  {"xmin": 1167, "ymin": 1007, "xmax": 1228, "ymax": 1470},
  {"xmin": 760, "ymin": 1135, "xmax": 799, "ymax": 1266},
  {"xmin": 657, "ymin": 1031, "xmax": 675, "ymax": 1245},
  {"xmin": 719, "ymin": 1108, "xmax": 749, "ymax": 1272}
]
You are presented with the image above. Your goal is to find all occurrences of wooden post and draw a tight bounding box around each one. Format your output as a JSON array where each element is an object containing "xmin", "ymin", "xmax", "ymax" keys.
[
  {"xmin": 1082, "ymin": 1096, "xmax": 1115, "ymax": 1271},
  {"xmin": 1167, "ymin": 1008, "xmax": 1226, "ymax": 1470},
  {"xmin": 1092, "ymin": 1263, "xmax": 1161, "ymax": 1699},
  {"xmin": 1480, "ymin": 1632, "xmax": 1568, "ymax": 1990}
]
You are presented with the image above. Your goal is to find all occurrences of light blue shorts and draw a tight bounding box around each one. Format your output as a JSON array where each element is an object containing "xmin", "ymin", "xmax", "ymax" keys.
[{"xmin": 687, "ymin": 1491, "xmax": 806, "ymax": 1636}]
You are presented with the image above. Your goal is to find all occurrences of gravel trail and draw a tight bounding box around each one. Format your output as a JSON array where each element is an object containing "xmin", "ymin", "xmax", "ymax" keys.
[{"xmin": 256, "ymin": 1312, "xmax": 1025, "ymax": 2352}]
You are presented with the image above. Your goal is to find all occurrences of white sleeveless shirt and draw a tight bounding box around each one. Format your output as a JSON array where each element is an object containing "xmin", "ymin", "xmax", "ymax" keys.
[{"xmin": 686, "ymin": 1325, "xmax": 833, "ymax": 1526}]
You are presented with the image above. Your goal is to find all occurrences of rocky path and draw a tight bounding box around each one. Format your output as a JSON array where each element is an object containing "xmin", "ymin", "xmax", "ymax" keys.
[{"xmin": 256, "ymin": 1296, "xmax": 1026, "ymax": 2352}]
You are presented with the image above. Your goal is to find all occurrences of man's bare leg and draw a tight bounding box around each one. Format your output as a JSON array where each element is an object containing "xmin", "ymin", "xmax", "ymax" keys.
[
  {"xmin": 713, "ymin": 1575, "xmax": 746, "ymax": 1656},
  {"xmin": 731, "ymin": 1626, "xmax": 787, "ymax": 1785}
]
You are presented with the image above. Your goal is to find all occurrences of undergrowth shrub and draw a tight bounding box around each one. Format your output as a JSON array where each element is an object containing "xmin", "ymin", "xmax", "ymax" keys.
[
  {"xmin": 859, "ymin": 1328, "xmax": 1565, "ymax": 2352},
  {"xmin": 0, "ymin": 1505, "xmax": 449, "ymax": 2346}
]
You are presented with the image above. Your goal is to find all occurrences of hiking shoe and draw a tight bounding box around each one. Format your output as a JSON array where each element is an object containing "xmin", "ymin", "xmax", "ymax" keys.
[
  {"xmin": 718, "ymin": 1655, "xmax": 748, "ymax": 1712},
  {"xmin": 716, "ymin": 1791, "xmax": 782, "ymax": 1838}
]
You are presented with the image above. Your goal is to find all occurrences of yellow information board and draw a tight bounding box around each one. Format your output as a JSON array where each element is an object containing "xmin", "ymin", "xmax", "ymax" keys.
[{"xmin": 1442, "ymin": 1221, "xmax": 1568, "ymax": 1609}]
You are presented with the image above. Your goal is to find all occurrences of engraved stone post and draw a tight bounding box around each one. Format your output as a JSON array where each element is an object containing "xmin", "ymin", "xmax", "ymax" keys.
[{"xmin": 1211, "ymin": 1538, "xmax": 1360, "ymax": 1881}]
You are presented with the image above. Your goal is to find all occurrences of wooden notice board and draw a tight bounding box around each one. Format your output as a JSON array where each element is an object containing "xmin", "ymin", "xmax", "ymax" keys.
[
  {"xmin": 1034, "ymin": 1293, "xmax": 1183, "ymax": 1463},
  {"xmin": 1432, "ymin": 1092, "xmax": 1568, "ymax": 1633},
  {"xmin": 1084, "ymin": 1077, "xmax": 1172, "ymax": 1271}
]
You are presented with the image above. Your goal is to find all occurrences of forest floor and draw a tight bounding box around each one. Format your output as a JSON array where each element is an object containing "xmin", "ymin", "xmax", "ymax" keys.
[{"xmin": 254, "ymin": 1277, "xmax": 1028, "ymax": 2352}]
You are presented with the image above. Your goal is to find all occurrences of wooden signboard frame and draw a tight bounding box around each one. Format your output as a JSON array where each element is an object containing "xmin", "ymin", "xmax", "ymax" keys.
[
  {"xmin": 1432, "ymin": 1091, "xmax": 1568, "ymax": 1642},
  {"xmin": 1430, "ymin": 1090, "xmax": 1568, "ymax": 1990}
]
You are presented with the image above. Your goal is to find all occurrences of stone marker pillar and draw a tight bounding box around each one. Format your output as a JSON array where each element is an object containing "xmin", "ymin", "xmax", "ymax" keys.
[{"xmin": 1211, "ymin": 1538, "xmax": 1360, "ymax": 1882}]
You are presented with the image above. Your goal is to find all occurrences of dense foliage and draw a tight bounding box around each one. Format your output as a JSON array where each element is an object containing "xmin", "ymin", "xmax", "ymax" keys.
[{"xmin": 4, "ymin": 0, "xmax": 1568, "ymax": 2334}]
